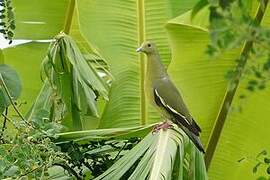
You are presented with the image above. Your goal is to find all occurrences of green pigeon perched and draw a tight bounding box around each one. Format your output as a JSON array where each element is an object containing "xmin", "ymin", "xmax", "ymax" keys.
[{"xmin": 136, "ymin": 41, "xmax": 205, "ymax": 153}]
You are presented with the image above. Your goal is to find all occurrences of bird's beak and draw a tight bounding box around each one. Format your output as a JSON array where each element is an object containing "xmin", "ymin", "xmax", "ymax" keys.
[{"xmin": 136, "ymin": 47, "xmax": 142, "ymax": 52}]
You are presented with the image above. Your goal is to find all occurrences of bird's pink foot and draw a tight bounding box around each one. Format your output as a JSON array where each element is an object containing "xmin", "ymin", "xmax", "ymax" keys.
[{"xmin": 152, "ymin": 121, "xmax": 173, "ymax": 133}]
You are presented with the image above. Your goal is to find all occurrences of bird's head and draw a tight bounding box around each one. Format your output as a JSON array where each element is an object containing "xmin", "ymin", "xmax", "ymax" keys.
[{"xmin": 136, "ymin": 41, "xmax": 157, "ymax": 55}]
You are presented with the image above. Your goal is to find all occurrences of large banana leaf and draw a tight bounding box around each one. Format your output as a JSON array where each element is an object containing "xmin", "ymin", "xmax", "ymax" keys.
[
  {"xmin": 166, "ymin": 3, "xmax": 270, "ymax": 180},
  {"xmin": 75, "ymin": 0, "xmax": 198, "ymax": 128},
  {"xmin": 207, "ymin": 2, "xmax": 270, "ymax": 178},
  {"xmin": 13, "ymin": 0, "xmax": 69, "ymax": 39},
  {"xmin": 166, "ymin": 8, "xmax": 239, "ymax": 145}
]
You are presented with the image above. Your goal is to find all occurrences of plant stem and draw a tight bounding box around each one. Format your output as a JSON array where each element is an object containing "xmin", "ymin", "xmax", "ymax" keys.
[
  {"xmin": 137, "ymin": 0, "xmax": 147, "ymax": 125},
  {"xmin": 1, "ymin": 113, "xmax": 20, "ymax": 131},
  {"xmin": 0, "ymin": 107, "xmax": 8, "ymax": 143},
  {"xmin": 19, "ymin": 165, "xmax": 44, "ymax": 178},
  {"xmin": 0, "ymin": 73, "xmax": 31, "ymax": 127},
  {"xmin": 205, "ymin": 0, "xmax": 269, "ymax": 169},
  {"xmin": 0, "ymin": 74, "xmax": 49, "ymax": 135},
  {"xmin": 63, "ymin": 0, "xmax": 75, "ymax": 35}
]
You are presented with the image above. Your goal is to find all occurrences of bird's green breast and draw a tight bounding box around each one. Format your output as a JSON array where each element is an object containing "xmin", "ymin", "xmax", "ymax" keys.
[{"xmin": 144, "ymin": 52, "xmax": 168, "ymax": 112}]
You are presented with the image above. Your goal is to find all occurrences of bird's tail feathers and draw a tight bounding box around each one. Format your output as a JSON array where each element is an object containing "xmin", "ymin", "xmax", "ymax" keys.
[
  {"xmin": 191, "ymin": 118, "xmax": 202, "ymax": 133},
  {"xmin": 177, "ymin": 125, "xmax": 205, "ymax": 153}
]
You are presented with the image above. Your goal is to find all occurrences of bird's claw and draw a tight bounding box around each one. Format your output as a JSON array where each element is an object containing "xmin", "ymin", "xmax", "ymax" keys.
[{"xmin": 152, "ymin": 121, "xmax": 173, "ymax": 133}]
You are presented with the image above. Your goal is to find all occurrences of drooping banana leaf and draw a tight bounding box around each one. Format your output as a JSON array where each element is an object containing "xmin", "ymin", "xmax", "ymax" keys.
[{"xmin": 37, "ymin": 33, "xmax": 109, "ymax": 131}]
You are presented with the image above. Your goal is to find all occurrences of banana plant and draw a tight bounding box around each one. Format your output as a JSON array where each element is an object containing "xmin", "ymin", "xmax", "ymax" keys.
[
  {"xmin": 75, "ymin": 0, "xmax": 199, "ymax": 128},
  {"xmin": 74, "ymin": 0, "xmax": 270, "ymax": 179},
  {"xmin": 2, "ymin": 0, "xmax": 270, "ymax": 179},
  {"xmin": 166, "ymin": 1, "xmax": 270, "ymax": 179}
]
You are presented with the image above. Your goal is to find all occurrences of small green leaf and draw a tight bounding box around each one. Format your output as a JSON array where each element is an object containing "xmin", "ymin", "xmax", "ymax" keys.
[
  {"xmin": 258, "ymin": 84, "xmax": 266, "ymax": 90},
  {"xmin": 0, "ymin": 64, "xmax": 22, "ymax": 113},
  {"xmin": 257, "ymin": 176, "xmax": 268, "ymax": 180},
  {"xmin": 248, "ymin": 80, "xmax": 258, "ymax": 85},
  {"xmin": 257, "ymin": 150, "xmax": 267, "ymax": 158},
  {"xmin": 246, "ymin": 85, "xmax": 255, "ymax": 92},
  {"xmin": 3, "ymin": 165, "xmax": 19, "ymax": 176},
  {"xmin": 253, "ymin": 162, "xmax": 261, "ymax": 173},
  {"xmin": 264, "ymin": 158, "xmax": 270, "ymax": 164}
]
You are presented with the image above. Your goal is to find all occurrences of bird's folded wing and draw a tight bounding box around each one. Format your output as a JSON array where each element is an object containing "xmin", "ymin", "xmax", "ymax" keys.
[{"xmin": 153, "ymin": 78, "xmax": 201, "ymax": 136}]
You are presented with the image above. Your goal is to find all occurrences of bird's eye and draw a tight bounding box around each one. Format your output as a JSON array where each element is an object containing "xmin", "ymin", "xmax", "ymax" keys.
[{"xmin": 147, "ymin": 44, "xmax": 151, "ymax": 47}]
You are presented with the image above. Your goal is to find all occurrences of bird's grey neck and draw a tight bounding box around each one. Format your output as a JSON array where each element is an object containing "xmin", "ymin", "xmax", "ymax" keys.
[{"xmin": 146, "ymin": 53, "xmax": 167, "ymax": 78}]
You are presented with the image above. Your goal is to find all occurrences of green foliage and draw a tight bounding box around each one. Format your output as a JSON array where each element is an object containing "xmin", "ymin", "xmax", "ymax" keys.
[
  {"xmin": 0, "ymin": 73, "xmax": 140, "ymax": 179},
  {"xmin": 252, "ymin": 150, "xmax": 270, "ymax": 179},
  {"xmin": 165, "ymin": 1, "xmax": 270, "ymax": 179},
  {"xmin": 0, "ymin": 0, "xmax": 15, "ymax": 43},
  {"xmin": 199, "ymin": 0, "xmax": 270, "ymax": 96},
  {"xmin": 75, "ymin": 0, "xmax": 197, "ymax": 128},
  {"xmin": 96, "ymin": 128, "xmax": 207, "ymax": 180},
  {"xmin": 0, "ymin": 109, "xmax": 67, "ymax": 179},
  {"xmin": 57, "ymin": 138, "xmax": 140, "ymax": 179},
  {"xmin": 192, "ymin": 0, "xmax": 270, "ymax": 96},
  {"xmin": 0, "ymin": 64, "xmax": 21, "ymax": 113},
  {"xmin": 12, "ymin": 0, "xmax": 68, "ymax": 39},
  {"xmin": 0, "ymin": 108, "xmax": 142, "ymax": 179},
  {"xmin": 2, "ymin": 43, "xmax": 49, "ymax": 114},
  {"xmin": 12, "ymin": 0, "xmax": 270, "ymax": 179},
  {"xmin": 38, "ymin": 32, "xmax": 109, "ymax": 131}
]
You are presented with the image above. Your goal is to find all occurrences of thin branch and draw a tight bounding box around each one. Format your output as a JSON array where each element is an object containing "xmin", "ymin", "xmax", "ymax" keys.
[
  {"xmin": 2, "ymin": 108, "xmax": 8, "ymax": 132},
  {"xmin": 19, "ymin": 165, "xmax": 44, "ymax": 178},
  {"xmin": 113, "ymin": 142, "xmax": 127, "ymax": 161},
  {"xmin": 0, "ymin": 74, "xmax": 50, "ymax": 136},
  {"xmin": 0, "ymin": 107, "xmax": 8, "ymax": 143},
  {"xmin": 0, "ymin": 73, "xmax": 31, "ymax": 127},
  {"xmin": 205, "ymin": 0, "xmax": 269, "ymax": 169},
  {"xmin": 1, "ymin": 113, "xmax": 20, "ymax": 131}
]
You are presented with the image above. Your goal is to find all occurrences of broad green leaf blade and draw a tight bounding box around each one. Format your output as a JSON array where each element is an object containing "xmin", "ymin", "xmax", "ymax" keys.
[
  {"xmin": 76, "ymin": 0, "xmax": 198, "ymax": 128},
  {"xmin": 56, "ymin": 124, "xmax": 154, "ymax": 144},
  {"xmin": 95, "ymin": 128, "xmax": 207, "ymax": 180},
  {"xmin": 48, "ymin": 166, "xmax": 72, "ymax": 180},
  {"xmin": 195, "ymin": 146, "xmax": 208, "ymax": 180},
  {"xmin": 95, "ymin": 131, "xmax": 155, "ymax": 180},
  {"xmin": 149, "ymin": 129, "xmax": 184, "ymax": 180},
  {"xmin": 0, "ymin": 64, "xmax": 21, "ymax": 113},
  {"xmin": 13, "ymin": 0, "xmax": 69, "ymax": 39},
  {"xmin": 208, "ymin": 77, "xmax": 270, "ymax": 179},
  {"xmin": 202, "ymin": 1, "xmax": 270, "ymax": 179},
  {"xmin": 167, "ymin": 2, "xmax": 270, "ymax": 179},
  {"xmin": 26, "ymin": 80, "xmax": 65, "ymax": 124},
  {"xmin": 0, "ymin": 50, "xmax": 4, "ymax": 64},
  {"xmin": 3, "ymin": 42, "xmax": 49, "ymax": 113},
  {"xmin": 166, "ymin": 9, "xmax": 239, "ymax": 144}
]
